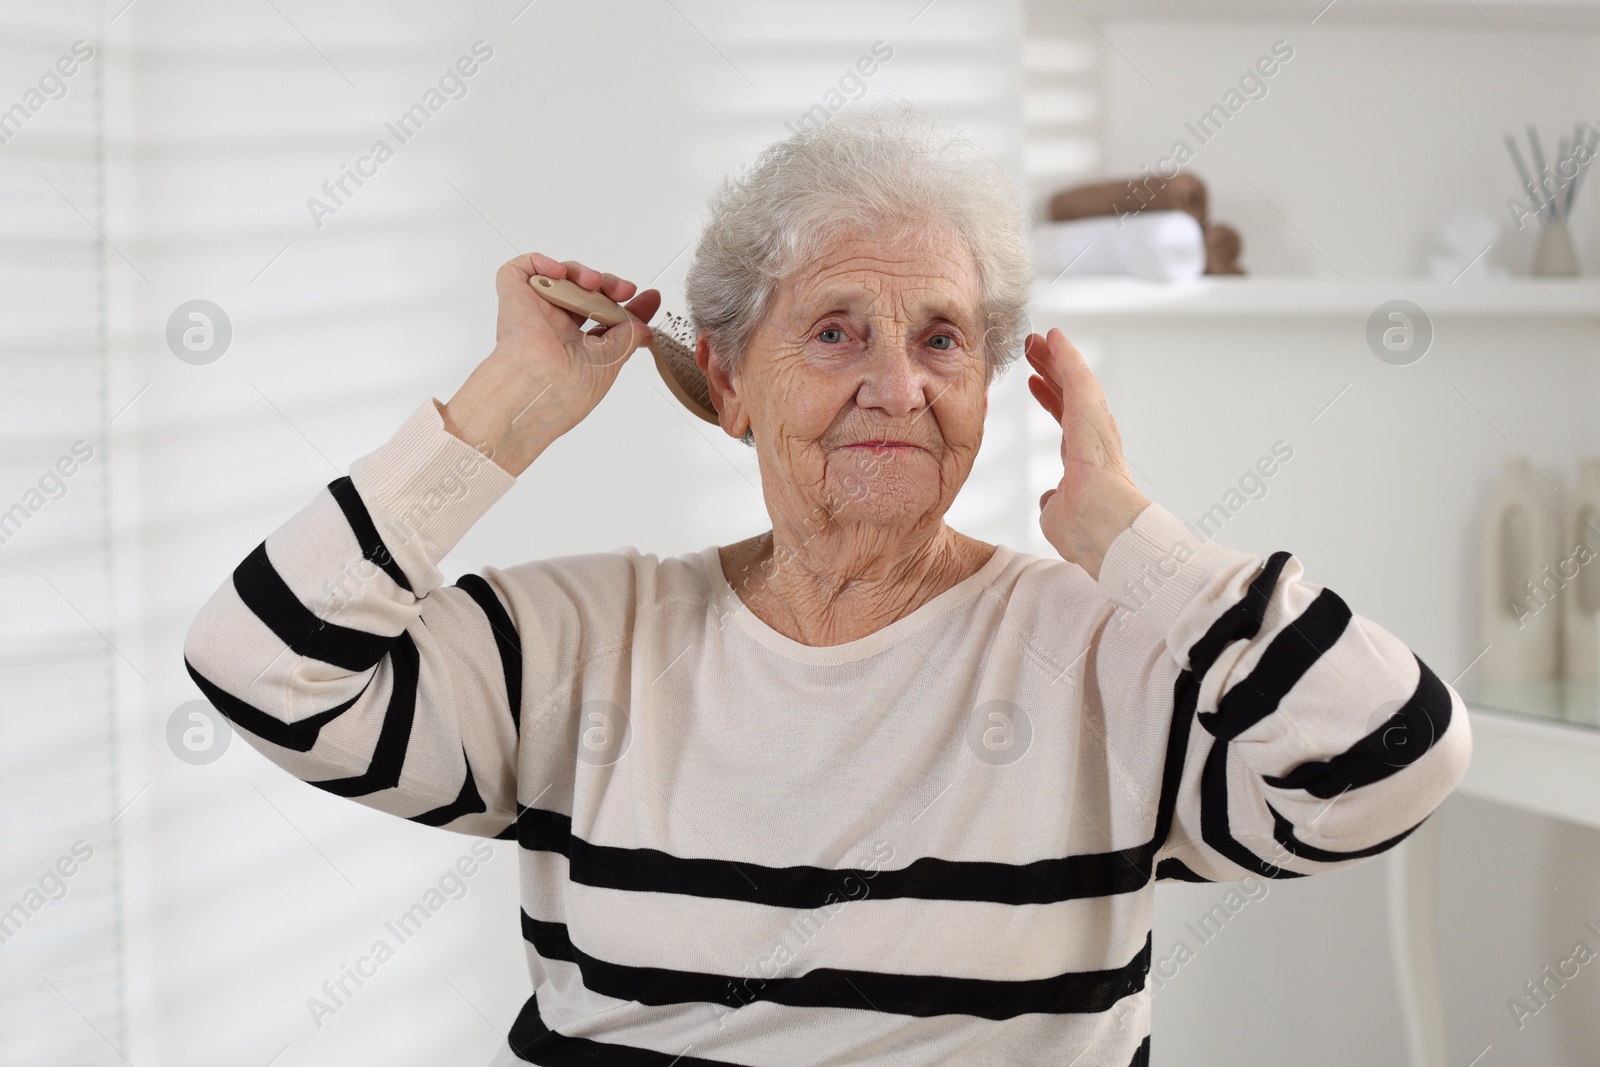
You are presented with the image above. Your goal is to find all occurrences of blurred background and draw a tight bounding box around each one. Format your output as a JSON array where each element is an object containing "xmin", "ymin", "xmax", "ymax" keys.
[{"xmin": 2, "ymin": 0, "xmax": 1600, "ymax": 1063}]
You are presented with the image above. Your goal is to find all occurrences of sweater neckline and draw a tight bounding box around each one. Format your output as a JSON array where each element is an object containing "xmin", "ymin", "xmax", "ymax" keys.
[{"xmin": 701, "ymin": 540, "xmax": 1015, "ymax": 664}]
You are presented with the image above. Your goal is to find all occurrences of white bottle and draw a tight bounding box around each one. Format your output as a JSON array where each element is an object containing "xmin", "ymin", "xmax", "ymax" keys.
[
  {"xmin": 1480, "ymin": 458, "xmax": 1559, "ymax": 683},
  {"xmin": 1562, "ymin": 458, "xmax": 1600, "ymax": 680}
]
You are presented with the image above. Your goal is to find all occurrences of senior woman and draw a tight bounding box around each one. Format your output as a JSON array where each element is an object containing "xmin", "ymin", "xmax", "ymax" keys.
[{"xmin": 185, "ymin": 107, "xmax": 1470, "ymax": 1066}]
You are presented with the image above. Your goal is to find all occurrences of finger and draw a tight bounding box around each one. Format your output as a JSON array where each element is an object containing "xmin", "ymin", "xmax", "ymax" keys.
[
  {"xmin": 1024, "ymin": 335, "xmax": 1049, "ymax": 377},
  {"xmin": 497, "ymin": 255, "xmax": 570, "ymax": 310},
  {"xmin": 1046, "ymin": 331, "xmax": 1117, "ymax": 427},
  {"xmin": 561, "ymin": 260, "xmax": 604, "ymax": 291},
  {"xmin": 1039, "ymin": 488, "xmax": 1056, "ymax": 510},
  {"xmin": 1027, "ymin": 374, "xmax": 1062, "ymax": 424},
  {"xmin": 598, "ymin": 272, "xmax": 638, "ymax": 304},
  {"xmin": 1046, "ymin": 328, "xmax": 1093, "ymax": 383},
  {"xmin": 1024, "ymin": 336, "xmax": 1066, "ymax": 392},
  {"xmin": 526, "ymin": 252, "xmax": 566, "ymax": 278},
  {"xmin": 503, "ymin": 252, "xmax": 566, "ymax": 281},
  {"xmin": 582, "ymin": 319, "xmax": 646, "ymax": 339},
  {"xmin": 1028, "ymin": 366, "xmax": 1062, "ymax": 405},
  {"xmin": 587, "ymin": 318, "xmax": 650, "ymax": 366},
  {"xmin": 498, "ymin": 258, "xmax": 557, "ymax": 310},
  {"xmin": 582, "ymin": 291, "xmax": 660, "ymax": 338},
  {"xmin": 622, "ymin": 288, "xmax": 661, "ymax": 325}
]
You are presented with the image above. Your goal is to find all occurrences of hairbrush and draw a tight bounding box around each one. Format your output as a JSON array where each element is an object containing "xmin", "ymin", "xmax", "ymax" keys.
[{"xmin": 527, "ymin": 274, "xmax": 717, "ymax": 424}]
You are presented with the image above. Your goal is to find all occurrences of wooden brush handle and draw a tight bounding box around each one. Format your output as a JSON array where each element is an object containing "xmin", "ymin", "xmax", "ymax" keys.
[
  {"xmin": 528, "ymin": 274, "xmax": 639, "ymax": 327},
  {"xmin": 531, "ymin": 270, "xmax": 720, "ymax": 427}
]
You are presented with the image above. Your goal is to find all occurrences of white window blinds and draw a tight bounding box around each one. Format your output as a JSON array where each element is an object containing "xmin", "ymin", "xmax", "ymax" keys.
[{"xmin": 0, "ymin": 4, "xmax": 126, "ymax": 1065}]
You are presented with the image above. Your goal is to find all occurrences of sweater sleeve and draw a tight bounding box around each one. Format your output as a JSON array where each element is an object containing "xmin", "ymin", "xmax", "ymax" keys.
[
  {"xmin": 1096, "ymin": 502, "xmax": 1473, "ymax": 883},
  {"xmin": 182, "ymin": 400, "xmax": 528, "ymax": 837}
]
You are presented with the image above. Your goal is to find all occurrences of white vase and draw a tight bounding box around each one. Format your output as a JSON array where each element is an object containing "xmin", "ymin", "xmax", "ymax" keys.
[
  {"xmin": 1563, "ymin": 459, "xmax": 1600, "ymax": 680},
  {"xmin": 1481, "ymin": 458, "xmax": 1560, "ymax": 683},
  {"xmin": 1532, "ymin": 223, "xmax": 1580, "ymax": 277}
]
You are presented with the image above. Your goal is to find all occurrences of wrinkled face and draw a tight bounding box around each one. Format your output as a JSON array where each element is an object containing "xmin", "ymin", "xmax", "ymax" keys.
[{"xmin": 730, "ymin": 227, "xmax": 991, "ymax": 531}]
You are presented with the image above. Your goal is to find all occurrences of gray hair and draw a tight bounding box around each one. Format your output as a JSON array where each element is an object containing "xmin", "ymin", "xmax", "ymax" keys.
[{"xmin": 684, "ymin": 101, "xmax": 1032, "ymax": 446}]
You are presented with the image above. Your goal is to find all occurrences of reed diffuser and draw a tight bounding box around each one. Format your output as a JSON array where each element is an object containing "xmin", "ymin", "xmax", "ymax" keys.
[{"xmin": 1505, "ymin": 122, "xmax": 1596, "ymax": 276}]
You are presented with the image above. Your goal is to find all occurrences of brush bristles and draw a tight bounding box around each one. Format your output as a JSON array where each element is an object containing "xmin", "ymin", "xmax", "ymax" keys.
[
  {"xmin": 649, "ymin": 314, "xmax": 713, "ymax": 411},
  {"xmin": 658, "ymin": 311, "xmax": 695, "ymax": 346}
]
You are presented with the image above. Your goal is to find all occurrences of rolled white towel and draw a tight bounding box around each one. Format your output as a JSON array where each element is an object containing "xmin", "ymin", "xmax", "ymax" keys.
[{"xmin": 1032, "ymin": 210, "xmax": 1207, "ymax": 282}]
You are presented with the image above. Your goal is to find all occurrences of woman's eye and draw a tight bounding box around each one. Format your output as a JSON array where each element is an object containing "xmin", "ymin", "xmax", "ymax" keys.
[
  {"xmin": 817, "ymin": 328, "xmax": 846, "ymax": 344},
  {"xmin": 928, "ymin": 333, "xmax": 956, "ymax": 351}
]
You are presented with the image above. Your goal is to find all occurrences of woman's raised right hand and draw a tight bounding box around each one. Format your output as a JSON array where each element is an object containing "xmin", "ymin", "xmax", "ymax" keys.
[{"xmin": 442, "ymin": 253, "xmax": 660, "ymax": 476}]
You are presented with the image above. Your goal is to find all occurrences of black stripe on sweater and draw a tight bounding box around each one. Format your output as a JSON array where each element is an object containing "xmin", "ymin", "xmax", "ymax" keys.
[
  {"xmin": 1185, "ymin": 551, "xmax": 1291, "ymax": 678},
  {"xmin": 1128, "ymin": 1034, "xmax": 1151, "ymax": 1067},
  {"xmin": 1186, "ymin": 555, "xmax": 1307, "ymax": 880},
  {"xmin": 507, "ymin": 992, "xmax": 747, "ymax": 1066},
  {"xmin": 1263, "ymin": 653, "xmax": 1453, "ymax": 798},
  {"xmin": 233, "ymin": 541, "xmax": 394, "ymax": 672},
  {"xmin": 520, "ymin": 911, "xmax": 1151, "ymax": 1020},
  {"xmin": 513, "ymin": 807, "xmax": 1154, "ymax": 907},
  {"xmin": 1151, "ymin": 665, "xmax": 1201, "ymax": 858},
  {"xmin": 1196, "ymin": 587, "xmax": 1351, "ymax": 743},
  {"xmin": 409, "ymin": 748, "xmax": 487, "ymax": 826},
  {"xmin": 1145, "ymin": 659, "xmax": 1203, "ymax": 882},
  {"xmin": 183, "ymin": 657, "xmax": 368, "ymax": 752},
  {"xmin": 308, "ymin": 633, "xmax": 420, "ymax": 798},
  {"xmin": 1199, "ymin": 740, "xmax": 1305, "ymax": 880},
  {"xmin": 1267, "ymin": 803, "xmax": 1428, "ymax": 863},
  {"xmin": 454, "ymin": 573, "xmax": 522, "ymax": 732},
  {"xmin": 1153, "ymin": 857, "xmax": 1211, "ymax": 883},
  {"xmin": 327, "ymin": 476, "xmax": 412, "ymax": 593}
]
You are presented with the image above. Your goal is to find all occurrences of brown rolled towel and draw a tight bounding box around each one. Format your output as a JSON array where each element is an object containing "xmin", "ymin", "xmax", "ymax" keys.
[
  {"xmin": 1204, "ymin": 222, "xmax": 1245, "ymax": 275},
  {"xmin": 1048, "ymin": 172, "xmax": 1208, "ymax": 225}
]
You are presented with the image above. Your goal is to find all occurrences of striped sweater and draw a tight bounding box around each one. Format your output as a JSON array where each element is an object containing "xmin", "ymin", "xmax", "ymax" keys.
[{"xmin": 183, "ymin": 399, "xmax": 1472, "ymax": 1066}]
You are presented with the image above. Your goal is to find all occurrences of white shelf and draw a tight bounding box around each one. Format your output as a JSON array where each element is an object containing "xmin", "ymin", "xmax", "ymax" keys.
[
  {"xmin": 1073, "ymin": 0, "xmax": 1600, "ymax": 31},
  {"xmin": 1030, "ymin": 276, "xmax": 1600, "ymax": 319},
  {"xmin": 1461, "ymin": 705, "xmax": 1600, "ymax": 829}
]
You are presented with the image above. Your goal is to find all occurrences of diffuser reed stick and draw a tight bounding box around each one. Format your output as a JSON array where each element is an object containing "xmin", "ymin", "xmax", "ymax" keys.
[{"xmin": 1506, "ymin": 122, "xmax": 1597, "ymax": 225}]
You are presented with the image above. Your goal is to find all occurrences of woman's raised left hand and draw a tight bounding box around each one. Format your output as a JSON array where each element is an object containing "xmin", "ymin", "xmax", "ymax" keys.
[{"xmin": 1024, "ymin": 328, "xmax": 1152, "ymax": 580}]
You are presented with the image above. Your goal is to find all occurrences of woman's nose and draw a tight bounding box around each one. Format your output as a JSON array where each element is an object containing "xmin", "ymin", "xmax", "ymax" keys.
[{"xmin": 854, "ymin": 336, "xmax": 932, "ymax": 419}]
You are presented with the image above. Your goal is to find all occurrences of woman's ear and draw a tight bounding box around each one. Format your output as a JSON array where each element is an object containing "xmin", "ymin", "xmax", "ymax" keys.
[{"xmin": 696, "ymin": 336, "xmax": 750, "ymax": 440}]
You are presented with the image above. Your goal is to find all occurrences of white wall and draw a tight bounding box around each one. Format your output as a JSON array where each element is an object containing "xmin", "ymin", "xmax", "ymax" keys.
[{"xmin": 1099, "ymin": 19, "xmax": 1600, "ymax": 278}]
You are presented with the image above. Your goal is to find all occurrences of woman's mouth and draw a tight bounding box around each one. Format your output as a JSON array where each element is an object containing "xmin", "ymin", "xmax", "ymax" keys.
[{"xmin": 845, "ymin": 440, "xmax": 921, "ymax": 451}]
